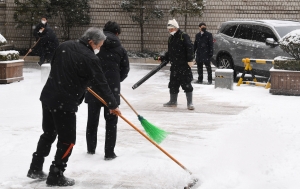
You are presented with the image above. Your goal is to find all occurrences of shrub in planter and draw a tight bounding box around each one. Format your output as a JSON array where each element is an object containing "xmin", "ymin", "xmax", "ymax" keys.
[
  {"xmin": 270, "ymin": 30, "xmax": 300, "ymax": 95},
  {"xmin": 274, "ymin": 56, "xmax": 300, "ymax": 71},
  {"xmin": 277, "ymin": 29, "xmax": 300, "ymax": 70},
  {"xmin": 0, "ymin": 34, "xmax": 20, "ymax": 61},
  {"xmin": 0, "ymin": 51, "xmax": 20, "ymax": 61}
]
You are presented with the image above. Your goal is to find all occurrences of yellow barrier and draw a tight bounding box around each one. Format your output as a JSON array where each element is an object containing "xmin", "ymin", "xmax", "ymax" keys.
[
  {"xmin": 237, "ymin": 58, "xmax": 271, "ymax": 89},
  {"xmin": 242, "ymin": 58, "xmax": 274, "ymax": 65}
]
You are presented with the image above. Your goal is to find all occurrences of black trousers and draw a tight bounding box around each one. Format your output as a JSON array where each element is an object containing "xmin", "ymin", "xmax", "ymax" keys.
[
  {"xmin": 168, "ymin": 70, "xmax": 193, "ymax": 94},
  {"xmin": 197, "ymin": 61, "xmax": 212, "ymax": 82},
  {"xmin": 39, "ymin": 48, "xmax": 54, "ymax": 64},
  {"xmin": 86, "ymin": 102, "xmax": 118, "ymax": 156},
  {"xmin": 29, "ymin": 103, "xmax": 76, "ymax": 172}
]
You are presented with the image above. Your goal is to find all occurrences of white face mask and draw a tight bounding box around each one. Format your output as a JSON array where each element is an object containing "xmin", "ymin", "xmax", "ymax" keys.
[
  {"xmin": 39, "ymin": 29, "xmax": 43, "ymax": 33},
  {"xmin": 94, "ymin": 49, "xmax": 100, "ymax": 55},
  {"xmin": 170, "ymin": 31, "xmax": 176, "ymax": 35},
  {"xmin": 41, "ymin": 20, "xmax": 46, "ymax": 25}
]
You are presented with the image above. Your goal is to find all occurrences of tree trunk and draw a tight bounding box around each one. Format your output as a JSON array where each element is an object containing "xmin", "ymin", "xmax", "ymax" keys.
[
  {"xmin": 140, "ymin": 23, "xmax": 144, "ymax": 52},
  {"xmin": 184, "ymin": 1, "xmax": 188, "ymax": 32},
  {"xmin": 184, "ymin": 14, "xmax": 187, "ymax": 32},
  {"xmin": 29, "ymin": 23, "xmax": 33, "ymax": 49},
  {"xmin": 67, "ymin": 26, "xmax": 70, "ymax": 40},
  {"xmin": 139, "ymin": 4, "xmax": 144, "ymax": 52},
  {"xmin": 29, "ymin": 13, "xmax": 34, "ymax": 48}
]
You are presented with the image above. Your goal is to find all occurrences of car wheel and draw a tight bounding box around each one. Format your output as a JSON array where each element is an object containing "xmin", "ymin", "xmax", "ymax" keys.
[
  {"xmin": 218, "ymin": 55, "xmax": 233, "ymax": 69},
  {"xmin": 218, "ymin": 54, "xmax": 237, "ymax": 79}
]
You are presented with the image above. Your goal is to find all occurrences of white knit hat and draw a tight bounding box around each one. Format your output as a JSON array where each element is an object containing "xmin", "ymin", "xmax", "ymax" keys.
[{"xmin": 167, "ymin": 19, "xmax": 179, "ymax": 29}]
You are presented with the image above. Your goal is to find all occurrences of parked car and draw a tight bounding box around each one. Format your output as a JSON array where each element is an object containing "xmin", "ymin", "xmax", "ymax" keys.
[{"xmin": 212, "ymin": 20, "xmax": 300, "ymax": 77}]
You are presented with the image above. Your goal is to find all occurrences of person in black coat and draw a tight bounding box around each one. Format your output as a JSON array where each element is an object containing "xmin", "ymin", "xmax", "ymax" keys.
[
  {"xmin": 194, "ymin": 22, "xmax": 214, "ymax": 84},
  {"xmin": 84, "ymin": 21, "xmax": 130, "ymax": 160},
  {"xmin": 31, "ymin": 16, "xmax": 59, "ymax": 66},
  {"xmin": 27, "ymin": 27, "xmax": 121, "ymax": 187},
  {"xmin": 159, "ymin": 19, "xmax": 195, "ymax": 110}
]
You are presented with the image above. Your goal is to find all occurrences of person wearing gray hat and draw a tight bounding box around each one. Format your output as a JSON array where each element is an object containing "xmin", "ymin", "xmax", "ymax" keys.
[{"xmin": 27, "ymin": 27, "xmax": 121, "ymax": 187}]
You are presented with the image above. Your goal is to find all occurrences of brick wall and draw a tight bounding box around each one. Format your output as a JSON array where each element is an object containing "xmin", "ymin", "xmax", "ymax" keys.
[{"xmin": 2, "ymin": 0, "xmax": 300, "ymax": 52}]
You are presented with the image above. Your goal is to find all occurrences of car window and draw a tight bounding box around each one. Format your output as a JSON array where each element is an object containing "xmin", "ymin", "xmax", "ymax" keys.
[
  {"xmin": 274, "ymin": 26, "xmax": 300, "ymax": 37},
  {"xmin": 253, "ymin": 25, "xmax": 277, "ymax": 42},
  {"xmin": 234, "ymin": 24, "xmax": 253, "ymax": 40},
  {"xmin": 220, "ymin": 24, "xmax": 238, "ymax": 37}
]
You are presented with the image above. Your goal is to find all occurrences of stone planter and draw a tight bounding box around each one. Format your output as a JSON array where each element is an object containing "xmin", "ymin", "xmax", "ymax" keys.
[
  {"xmin": 271, "ymin": 29, "xmax": 300, "ymax": 95},
  {"xmin": 0, "ymin": 59, "xmax": 24, "ymax": 84},
  {"xmin": 270, "ymin": 67, "xmax": 300, "ymax": 95}
]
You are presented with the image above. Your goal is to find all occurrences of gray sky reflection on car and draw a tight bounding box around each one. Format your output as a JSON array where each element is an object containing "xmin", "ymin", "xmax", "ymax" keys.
[{"xmin": 275, "ymin": 26, "xmax": 300, "ymax": 37}]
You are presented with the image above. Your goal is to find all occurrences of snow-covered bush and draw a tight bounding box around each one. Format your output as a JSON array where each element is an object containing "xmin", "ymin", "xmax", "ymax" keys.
[
  {"xmin": 279, "ymin": 29, "xmax": 300, "ymax": 60},
  {"xmin": 0, "ymin": 50, "xmax": 19, "ymax": 61},
  {"xmin": 274, "ymin": 56, "xmax": 300, "ymax": 71},
  {"xmin": 275, "ymin": 30, "xmax": 300, "ymax": 70},
  {"xmin": 0, "ymin": 33, "xmax": 7, "ymax": 46}
]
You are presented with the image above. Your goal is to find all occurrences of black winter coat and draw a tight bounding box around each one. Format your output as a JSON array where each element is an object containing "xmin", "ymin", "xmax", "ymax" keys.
[
  {"xmin": 164, "ymin": 29, "xmax": 194, "ymax": 71},
  {"xmin": 194, "ymin": 31, "xmax": 213, "ymax": 63},
  {"xmin": 33, "ymin": 23, "xmax": 59, "ymax": 54},
  {"xmin": 40, "ymin": 38, "xmax": 118, "ymax": 112},
  {"xmin": 85, "ymin": 31, "xmax": 130, "ymax": 105}
]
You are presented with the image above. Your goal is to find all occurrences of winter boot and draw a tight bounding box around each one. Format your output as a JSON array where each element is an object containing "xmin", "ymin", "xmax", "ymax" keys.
[
  {"xmin": 27, "ymin": 169, "xmax": 48, "ymax": 180},
  {"xmin": 186, "ymin": 92, "xmax": 195, "ymax": 110},
  {"xmin": 163, "ymin": 93, "xmax": 178, "ymax": 107},
  {"xmin": 104, "ymin": 153, "xmax": 117, "ymax": 161},
  {"xmin": 46, "ymin": 165, "xmax": 75, "ymax": 186}
]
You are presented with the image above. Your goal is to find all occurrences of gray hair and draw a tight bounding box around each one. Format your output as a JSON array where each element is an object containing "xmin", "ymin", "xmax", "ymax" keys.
[{"xmin": 82, "ymin": 27, "xmax": 106, "ymax": 45}]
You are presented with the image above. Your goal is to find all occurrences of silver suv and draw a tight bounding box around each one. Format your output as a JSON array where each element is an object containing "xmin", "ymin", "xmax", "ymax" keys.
[{"xmin": 212, "ymin": 20, "xmax": 300, "ymax": 77}]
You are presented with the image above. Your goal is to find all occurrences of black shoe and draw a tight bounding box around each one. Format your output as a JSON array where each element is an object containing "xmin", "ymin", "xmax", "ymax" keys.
[
  {"xmin": 195, "ymin": 80, "xmax": 203, "ymax": 84},
  {"xmin": 207, "ymin": 81, "xmax": 212, "ymax": 85},
  {"xmin": 163, "ymin": 101, "xmax": 177, "ymax": 107},
  {"xmin": 104, "ymin": 154, "xmax": 117, "ymax": 161},
  {"xmin": 87, "ymin": 151, "xmax": 95, "ymax": 155},
  {"xmin": 27, "ymin": 169, "xmax": 47, "ymax": 180},
  {"xmin": 37, "ymin": 62, "xmax": 42, "ymax": 66},
  {"xmin": 46, "ymin": 174, "xmax": 75, "ymax": 186}
]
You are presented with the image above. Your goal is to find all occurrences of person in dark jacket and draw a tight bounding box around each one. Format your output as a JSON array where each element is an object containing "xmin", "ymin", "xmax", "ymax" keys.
[
  {"xmin": 31, "ymin": 16, "xmax": 59, "ymax": 66},
  {"xmin": 27, "ymin": 27, "xmax": 121, "ymax": 187},
  {"xmin": 159, "ymin": 19, "xmax": 195, "ymax": 110},
  {"xmin": 194, "ymin": 22, "xmax": 214, "ymax": 84},
  {"xmin": 85, "ymin": 21, "xmax": 130, "ymax": 160}
]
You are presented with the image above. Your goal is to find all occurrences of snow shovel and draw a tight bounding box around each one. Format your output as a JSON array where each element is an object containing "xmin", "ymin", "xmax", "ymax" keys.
[
  {"xmin": 23, "ymin": 38, "xmax": 40, "ymax": 60},
  {"xmin": 120, "ymin": 93, "xmax": 168, "ymax": 144},
  {"xmin": 87, "ymin": 87, "xmax": 199, "ymax": 189}
]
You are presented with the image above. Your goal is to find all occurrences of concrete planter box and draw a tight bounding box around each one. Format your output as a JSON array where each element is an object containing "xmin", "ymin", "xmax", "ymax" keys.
[
  {"xmin": 0, "ymin": 59, "xmax": 24, "ymax": 84},
  {"xmin": 270, "ymin": 67, "xmax": 300, "ymax": 95},
  {"xmin": 215, "ymin": 69, "xmax": 234, "ymax": 90}
]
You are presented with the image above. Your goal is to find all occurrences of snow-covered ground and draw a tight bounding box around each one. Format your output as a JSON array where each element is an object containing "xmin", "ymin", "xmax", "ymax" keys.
[{"xmin": 0, "ymin": 64, "xmax": 299, "ymax": 189}]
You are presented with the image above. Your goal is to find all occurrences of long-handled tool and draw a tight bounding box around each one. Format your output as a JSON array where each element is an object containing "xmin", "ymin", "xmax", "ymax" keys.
[
  {"xmin": 120, "ymin": 93, "xmax": 168, "ymax": 144},
  {"xmin": 87, "ymin": 87, "xmax": 199, "ymax": 189},
  {"xmin": 23, "ymin": 38, "xmax": 40, "ymax": 60},
  {"xmin": 132, "ymin": 60, "xmax": 168, "ymax": 90}
]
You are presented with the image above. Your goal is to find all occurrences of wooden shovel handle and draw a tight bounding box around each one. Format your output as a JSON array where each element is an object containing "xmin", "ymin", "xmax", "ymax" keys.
[
  {"xmin": 23, "ymin": 38, "xmax": 41, "ymax": 60},
  {"xmin": 86, "ymin": 87, "xmax": 192, "ymax": 174},
  {"xmin": 119, "ymin": 94, "xmax": 139, "ymax": 116}
]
